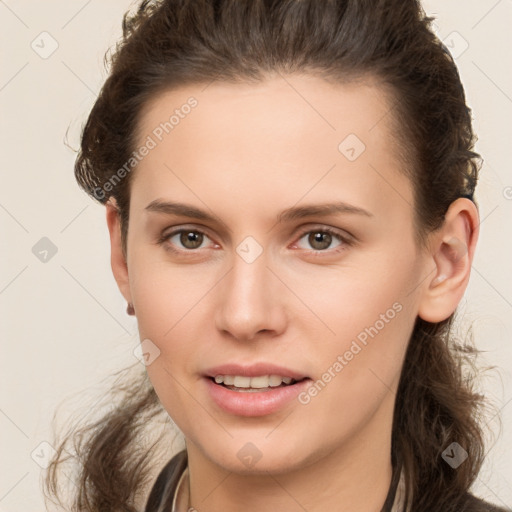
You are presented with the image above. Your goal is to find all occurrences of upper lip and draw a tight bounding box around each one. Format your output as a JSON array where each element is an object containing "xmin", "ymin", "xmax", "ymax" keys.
[{"xmin": 204, "ymin": 363, "xmax": 309, "ymax": 380}]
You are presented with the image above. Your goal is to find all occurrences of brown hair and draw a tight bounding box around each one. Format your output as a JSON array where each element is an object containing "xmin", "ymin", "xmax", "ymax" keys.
[{"xmin": 45, "ymin": 1, "xmax": 497, "ymax": 510}]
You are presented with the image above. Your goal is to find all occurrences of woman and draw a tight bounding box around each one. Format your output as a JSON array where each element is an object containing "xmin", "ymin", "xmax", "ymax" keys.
[{"xmin": 45, "ymin": 0, "xmax": 510, "ymax": 511}]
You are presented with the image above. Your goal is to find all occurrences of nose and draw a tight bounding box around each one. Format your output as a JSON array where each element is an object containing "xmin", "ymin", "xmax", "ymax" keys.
[{"xmin": 214, "ymin": 251, "xmax": 287, "ymax": 342}]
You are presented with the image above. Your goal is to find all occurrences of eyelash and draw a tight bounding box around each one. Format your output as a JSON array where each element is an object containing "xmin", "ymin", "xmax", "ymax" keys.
[{"xmin": 157, "ymin": 226, "xmax": 353, "ymax": 256}]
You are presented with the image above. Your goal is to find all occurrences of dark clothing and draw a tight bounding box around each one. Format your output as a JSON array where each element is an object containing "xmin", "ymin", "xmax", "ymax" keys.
[
  {"xmin": 145, "ymin": 450, "xmax": 188, "ymax": 512},
  {"xmin": 145, "ymin": 450, "xmax": 510, "ymax": 512}
]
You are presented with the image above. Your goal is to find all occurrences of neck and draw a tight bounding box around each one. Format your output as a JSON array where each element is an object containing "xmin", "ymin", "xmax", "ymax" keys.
[{"xmin": 184, "ymin": 394, "xmax": 396, "ymax": 512}]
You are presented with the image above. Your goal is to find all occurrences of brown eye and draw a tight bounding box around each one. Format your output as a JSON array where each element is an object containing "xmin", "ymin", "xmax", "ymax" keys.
[
  {"xmin": 308, "ymin": 232, "xmax": 332, "ymax": 251},
  {"xmin": 157, "ymin": 226, "xmax": 221, "ymax": 257},
  {"xmin": 295, "ymin": 229, "xmax": 344, "ymax": 252},
  {"xmin": 308, "ymin": 232, "xmax": 333, "ymax": 250},
  {"xmin": 179, "ymin": 231, "xmax": 204, "ymax": 249}
]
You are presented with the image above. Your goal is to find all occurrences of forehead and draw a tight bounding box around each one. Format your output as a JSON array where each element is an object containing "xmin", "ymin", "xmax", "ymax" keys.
[{"xmin": 131, "ymin": 74, "xmax": 413, "ymax": 221}]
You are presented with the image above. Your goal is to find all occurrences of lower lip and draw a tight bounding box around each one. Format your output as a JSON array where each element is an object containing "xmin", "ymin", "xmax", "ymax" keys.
[{"xmin": 204, "ymin": 377, "xmax": 311, "ymax": 417}]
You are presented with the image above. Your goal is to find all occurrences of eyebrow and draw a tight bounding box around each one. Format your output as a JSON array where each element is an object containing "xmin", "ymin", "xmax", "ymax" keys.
[
  {"xmin": 145, "ymin": 199, "xmax": 215, "ymax": 221},
  {"xmin": 145, "ymin": 199, "xmax": 373, "ymax": 225},
  {"xmin": 278, "ymin": 202, "xmax": 373, "ymax": 223}
]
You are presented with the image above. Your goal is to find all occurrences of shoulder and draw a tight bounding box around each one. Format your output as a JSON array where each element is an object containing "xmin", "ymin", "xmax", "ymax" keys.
[
  {"xmin": 145, "ymin": 450, "xmax": 188, "ymax": 512},
  {"xmin": 460, "ymin": 493, "xmax": 510, "ymax": 512}
]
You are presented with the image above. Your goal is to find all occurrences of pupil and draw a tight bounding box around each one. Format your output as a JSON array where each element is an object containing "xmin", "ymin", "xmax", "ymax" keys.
[
  {"xmin": 309, "ymin": 232, "xmax": 331, "ymax": 250},
  {"xmin": 181, "ymin": 231, "xmax": 203, "ymax": 249}
]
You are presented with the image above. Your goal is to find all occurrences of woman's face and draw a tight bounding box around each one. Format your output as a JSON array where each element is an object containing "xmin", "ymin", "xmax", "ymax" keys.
[{"xmin": 121, "ymin": 75, "xmax": 432, "ymax": 473}]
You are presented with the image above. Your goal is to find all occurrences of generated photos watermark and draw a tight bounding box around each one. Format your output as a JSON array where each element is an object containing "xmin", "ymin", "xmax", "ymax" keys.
[
  {"xmin": 93, "ymin": 96, "xmax": 198, "ymax": 201},
  {"xmin": 298, "ymin": 302, "xmax": 403, "ymax": 405}
]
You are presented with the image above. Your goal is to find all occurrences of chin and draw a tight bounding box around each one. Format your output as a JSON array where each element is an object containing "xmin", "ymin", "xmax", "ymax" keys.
[{"xmin": 194, "ymin": 434, "xmax": 321, "ymax": 476}]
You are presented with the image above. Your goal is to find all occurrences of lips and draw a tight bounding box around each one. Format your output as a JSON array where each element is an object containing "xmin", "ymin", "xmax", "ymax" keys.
[{"xmin": 203, "ymin": 362, "xmax": 311, "ymax": 416}]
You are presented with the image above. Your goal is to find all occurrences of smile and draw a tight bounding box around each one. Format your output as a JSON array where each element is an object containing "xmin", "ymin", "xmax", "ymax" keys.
[
  {"xmin": 205, "ymin": 376, "xmax": 311, "ymax": 416},
  {"xmin": 213, "ymin": 374, "xmax": 298, "ymax": 391}
]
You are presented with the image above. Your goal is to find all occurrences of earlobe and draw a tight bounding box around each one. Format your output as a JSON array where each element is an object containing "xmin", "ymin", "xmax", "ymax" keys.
[
  {"xmin": 105, "ymin": 199, "xmax": 132, "ymax": 306},
  {"xmin": 418, "ymin": 198, "xmax": 479, "ymax": 323}
]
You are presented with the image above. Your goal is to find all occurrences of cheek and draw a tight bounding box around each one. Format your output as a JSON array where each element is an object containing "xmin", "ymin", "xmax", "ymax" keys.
[
  {"xmin": 293, "ymin": 298, "xmax": 414, "ymax": 453},
  {"xmin": 303, "ymin": 310, "xmax": 412, "ymax": 446},
  {"xmin": 132, "ymin": 262, "xmax": 212, "ymax": 429},
  {"xmin": 128, "ymin": 255, "xmax": 218, "ymax": 404},
  {"xmin": 290, "ymin": 248, "xmax": 418, "ymax": 347},
  {"xmin": 292, "ymin": 251, "xmax": 419, "ymax": 411},
  {"xmin": 129, "ymin": 249, "xmax": 214, "ymax": 341}
]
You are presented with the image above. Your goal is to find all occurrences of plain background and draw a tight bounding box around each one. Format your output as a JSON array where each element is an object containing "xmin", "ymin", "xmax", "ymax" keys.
[{"xmin": 1, "ymin": 1, "xmax": 511, "ymax": 510}]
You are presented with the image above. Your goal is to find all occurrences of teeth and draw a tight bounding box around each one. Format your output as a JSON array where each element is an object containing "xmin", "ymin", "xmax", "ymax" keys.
[
  {"xmin": 213, "ymin": 374, "xmax": 297, "ymax": 388},
  {"xmin": 269, "ymin": 375, "xmax": 283, "ymax": 387},
  {"xmin": 223, "ymin": 375, "xmax": 235, "ymax": 386},
  {"xmin": 233, "ymin": 376, "xmax": 251, "ymax": 388},
  {"xmin": 250, "ymin": 375, "xmax": 272, "ymax": 388}
]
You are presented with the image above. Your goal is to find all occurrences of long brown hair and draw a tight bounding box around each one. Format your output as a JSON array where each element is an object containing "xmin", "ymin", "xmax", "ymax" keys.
[{"xmin": 45, "ymin": 1, "xmax": 498, "ymax": 510}]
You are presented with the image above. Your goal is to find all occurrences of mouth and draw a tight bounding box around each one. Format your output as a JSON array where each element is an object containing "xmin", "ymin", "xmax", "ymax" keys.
[{"xmin": 203, "ymin": 365, "xmax": 312, "ymax": 416}]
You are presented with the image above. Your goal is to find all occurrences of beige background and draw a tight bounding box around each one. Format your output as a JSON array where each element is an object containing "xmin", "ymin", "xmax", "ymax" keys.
[{"xmin": 1, "ymin": 0, "xmax": 511, "ymax": 510}]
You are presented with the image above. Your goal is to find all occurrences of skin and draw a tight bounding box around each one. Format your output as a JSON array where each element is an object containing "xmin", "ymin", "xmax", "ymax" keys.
[{"xmin": 106, "ymin": 73, "xmax": 479, "ymax": 512}]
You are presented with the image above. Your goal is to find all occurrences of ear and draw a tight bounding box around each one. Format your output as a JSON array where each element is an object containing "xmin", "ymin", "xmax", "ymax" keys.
[
  {"xmin": 418, "ymin": 198, "xmax": 479, "ymax": 323},
  {"xmin": 105, "ymin": 199, "xmax": 132, "ymax": 305}
]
